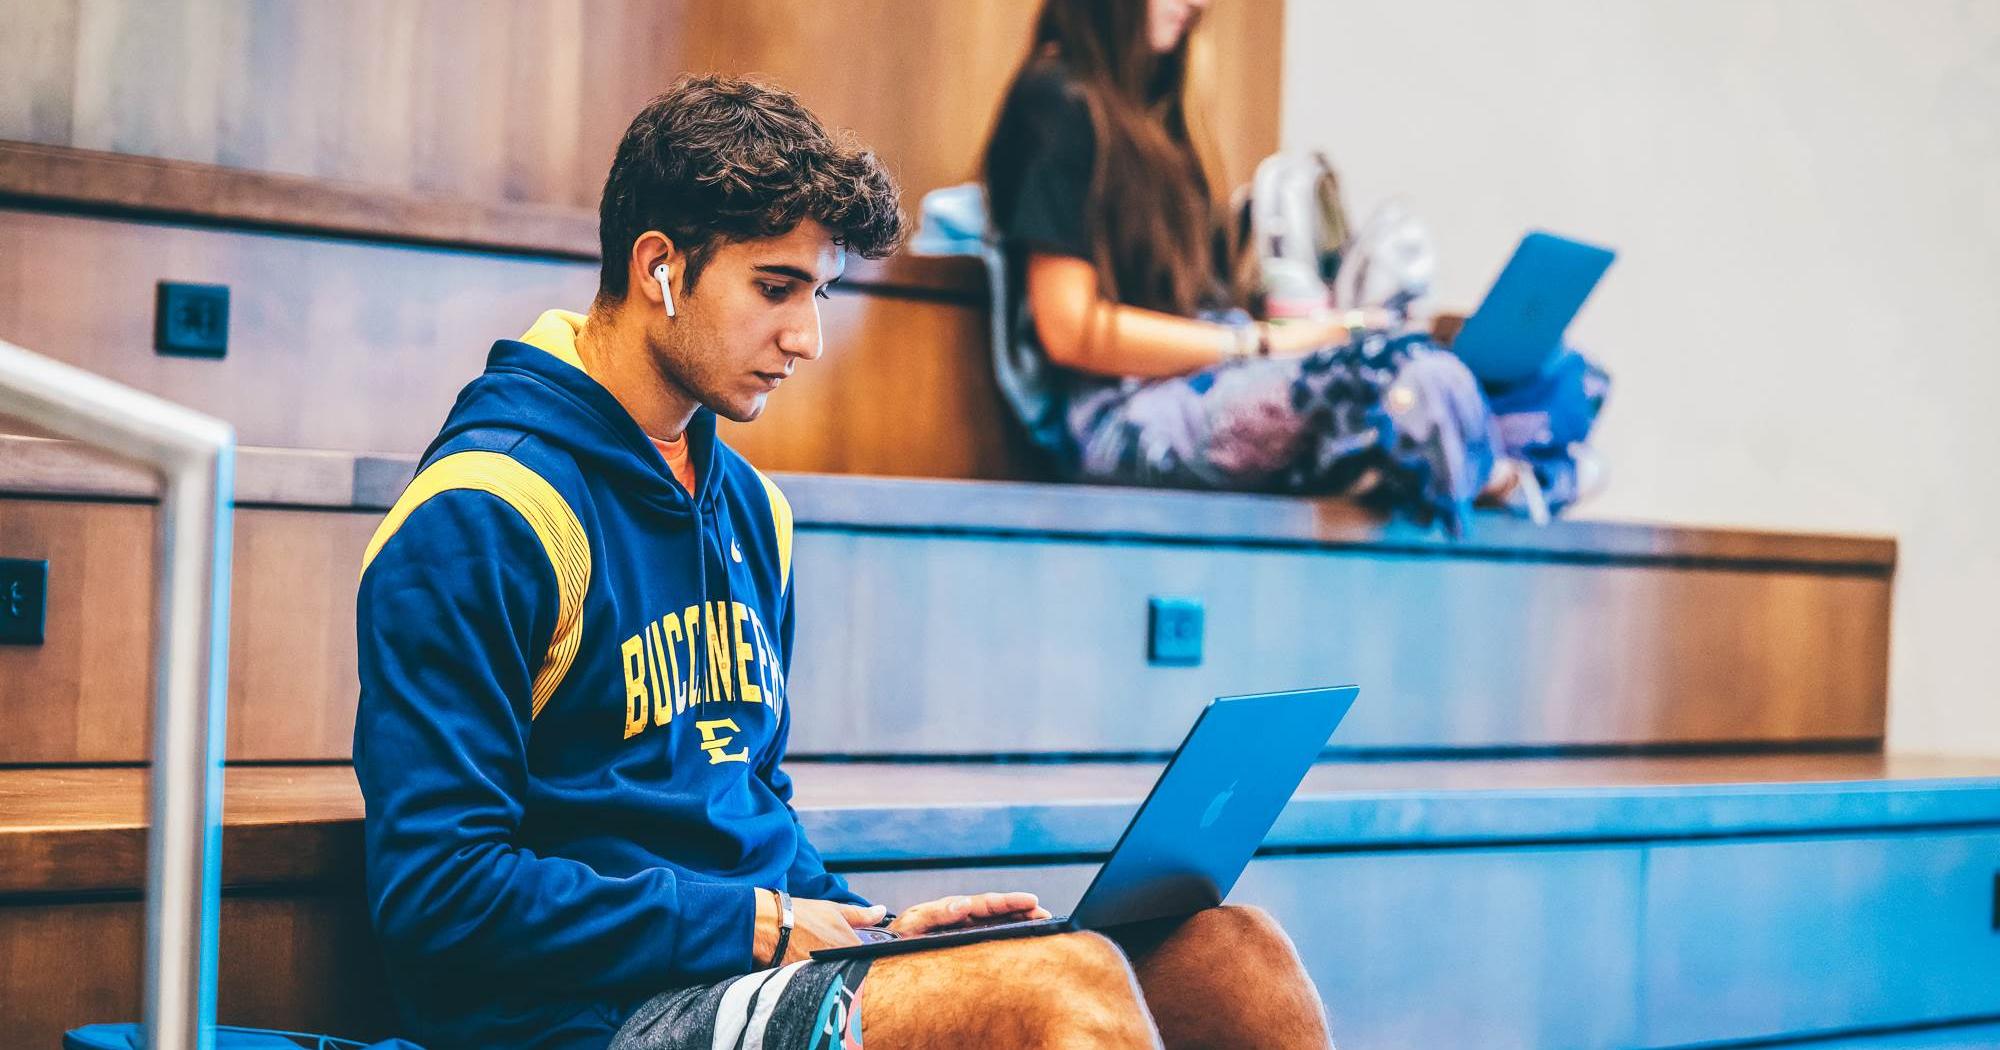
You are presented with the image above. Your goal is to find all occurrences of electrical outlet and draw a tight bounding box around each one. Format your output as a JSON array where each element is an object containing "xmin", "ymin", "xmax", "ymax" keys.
[
  {"xmin": 155, "ymin": 281, "xmax": 230, "ymax": 358},
  {"xmin": 0, "ymin": 559, "xmax": 48, "ymax": 645},
  {"xmin": 1147, "ymin": 596, "xmax": 1203, "ymax": 667}
]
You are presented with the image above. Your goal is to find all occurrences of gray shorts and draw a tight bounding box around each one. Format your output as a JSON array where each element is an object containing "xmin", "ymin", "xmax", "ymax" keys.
[{"xmin": 609, "ymin": 957, "xmax": 874, "ymax": 1050}]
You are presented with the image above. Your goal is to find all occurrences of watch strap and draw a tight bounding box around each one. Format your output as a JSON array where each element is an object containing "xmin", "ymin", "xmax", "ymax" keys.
[{"xmin": 769, "ymin": 889, "xmax": 794, "ymax": 969}]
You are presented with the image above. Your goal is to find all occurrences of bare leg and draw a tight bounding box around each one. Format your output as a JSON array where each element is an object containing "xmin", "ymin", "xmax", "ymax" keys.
[
  {"xmin": 859, "ymin": 931, "xmax": 1162, "ymax": 1049},
  {"xmin": 1112, "ymin": 906, "xmax": 1333, "ymax": 1050}
]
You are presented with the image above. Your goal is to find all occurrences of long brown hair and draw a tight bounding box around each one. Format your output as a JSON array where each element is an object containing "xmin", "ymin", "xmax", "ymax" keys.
[{"xmin": 988, "ymin": 0, "xmax": 1224, "ymax": 316}]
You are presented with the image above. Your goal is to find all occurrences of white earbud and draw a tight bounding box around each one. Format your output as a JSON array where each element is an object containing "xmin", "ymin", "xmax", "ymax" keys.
[{"xmin": 653, "ymin": 263, "xmax": 676, "ymax": 318}]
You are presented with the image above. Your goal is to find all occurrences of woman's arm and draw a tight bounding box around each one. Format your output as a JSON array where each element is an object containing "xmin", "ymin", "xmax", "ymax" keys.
[{"xmin": 1027, "ymin": 253, "xmax": 1357, "ymax": 377}]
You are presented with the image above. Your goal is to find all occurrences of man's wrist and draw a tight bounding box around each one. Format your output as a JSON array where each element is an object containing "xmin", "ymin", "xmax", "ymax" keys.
[{"xmin": 753, "ymin": 888, "xmax": 779, "ymax": 965}]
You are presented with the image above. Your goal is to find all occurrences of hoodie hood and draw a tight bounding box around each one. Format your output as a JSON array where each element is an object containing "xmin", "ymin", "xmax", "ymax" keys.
[{"xmin": 424, "ymin": 309, "xmax": 719, "ymax": 514}]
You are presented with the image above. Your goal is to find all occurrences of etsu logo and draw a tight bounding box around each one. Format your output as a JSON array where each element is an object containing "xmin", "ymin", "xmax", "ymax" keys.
[{"xmin": 695, "ymin": 718, "xmax": 749, "ymax": 765}]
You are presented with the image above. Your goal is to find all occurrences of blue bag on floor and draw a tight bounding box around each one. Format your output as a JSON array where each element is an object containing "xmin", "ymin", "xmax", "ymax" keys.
[{"xmin": 64, "ymin": 1024, "xmax": 424, "ymax": 1050}]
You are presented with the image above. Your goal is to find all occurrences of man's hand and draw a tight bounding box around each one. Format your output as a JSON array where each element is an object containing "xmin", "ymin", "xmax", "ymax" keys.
[
  {"xmin": 755, "ymin": 889, "xmax": 886, "ymax": 966},
  {"xmin": 887, "ymin": 891, "xmax": 1051, "ymax": 936}
]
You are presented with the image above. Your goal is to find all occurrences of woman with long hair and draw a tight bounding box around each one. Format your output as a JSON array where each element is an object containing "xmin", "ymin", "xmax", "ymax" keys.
[{"xmin": 983, "ymin": 0, "xmax": 1600, "ymax": 528}]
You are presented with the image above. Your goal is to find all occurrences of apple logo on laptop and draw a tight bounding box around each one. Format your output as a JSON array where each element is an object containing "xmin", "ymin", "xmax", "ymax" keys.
[{"xmin": 1200, "ymin": 780, "xmax": 1239, "ymax": 830}]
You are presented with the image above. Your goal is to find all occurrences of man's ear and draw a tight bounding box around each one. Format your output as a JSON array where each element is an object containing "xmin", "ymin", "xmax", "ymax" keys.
[{"xmin": 630, "ymin": 231, "xmax": 684, "ymax": 311}]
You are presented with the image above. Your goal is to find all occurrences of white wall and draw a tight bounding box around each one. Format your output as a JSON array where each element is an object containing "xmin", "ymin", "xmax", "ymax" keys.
[{"xmin": 1281, "ymin": 0, "xmax": 2000, "ymax": 754}]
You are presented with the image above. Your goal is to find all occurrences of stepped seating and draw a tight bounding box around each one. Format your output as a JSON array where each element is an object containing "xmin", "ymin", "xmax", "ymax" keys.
[
  {"xmin": 2, "ymin": 145, "xmax": 1990, "ymax": 1050},
  {"xmin": 7, "ymin": 757, "xmax": 2000, "ymax": 1048}
]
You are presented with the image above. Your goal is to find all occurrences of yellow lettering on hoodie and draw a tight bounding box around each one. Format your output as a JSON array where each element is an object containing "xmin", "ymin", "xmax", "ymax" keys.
[
  {"xmin": 748, "ymin": 610, "xmax": 785, "ymax": 711},
  {"xmin": 733, "ymin": 602, "xmax": 763, "ymax": 707},
  {"xmin": 661, "ymin": 612, "xmax": 687, "ymax": 717},
  {"xmin": 705, "ymin": 601, "xmax": 735, "ymax": 704},
  {"xmin": 683, "ymin": 604, "xmax": 705, "ymax": 706},
  {"xmin": 646, "ymin": 619, "xmax": 674, "ymax": 727},
  {"xmin": 621, "ymin": 635, "xmax": 648, "ymax": 740},
  {"xmin": 746, "ymin": 608, "xmax": 774, "ymax": 706}
]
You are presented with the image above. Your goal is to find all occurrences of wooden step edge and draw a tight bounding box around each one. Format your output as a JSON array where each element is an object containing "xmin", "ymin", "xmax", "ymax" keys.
[
  {"xmin": 0, "ymin": 434, "xmax": 387, "ymax": 509},
  {"xmin": 0, "ymin": 140, "xmax": 983, "ymax": 300},
  {"xmin": 6, "ymin": 755, "xmax": 1995, "ymax": 897},
  {"xmin": 0, "ymin": 434, "xmax": 1898, "ymax": 572}
]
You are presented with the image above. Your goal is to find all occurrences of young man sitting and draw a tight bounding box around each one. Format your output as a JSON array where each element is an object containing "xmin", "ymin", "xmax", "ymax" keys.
[{"xmin": 354, "ymin": 74, "xmax": 1333, "ymax": 1050}]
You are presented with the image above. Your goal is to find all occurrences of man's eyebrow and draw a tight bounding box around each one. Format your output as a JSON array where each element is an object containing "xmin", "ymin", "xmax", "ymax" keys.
[{"xmin": 751, "ymin": 264, "xmax": 824, "ymax": 284}]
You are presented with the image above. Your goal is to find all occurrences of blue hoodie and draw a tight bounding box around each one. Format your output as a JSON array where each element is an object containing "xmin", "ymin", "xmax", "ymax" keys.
[{"xmin": 353, "ymin": 310, "xmax": 868, "ymax": 1049}]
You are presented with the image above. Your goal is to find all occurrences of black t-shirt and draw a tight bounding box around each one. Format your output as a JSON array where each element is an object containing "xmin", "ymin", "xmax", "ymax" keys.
[
  {"xmin": 987, "ymin": 60, "xmax": 1098, "ymax": 268},
  {"xmin": 987, "ymin": 59, "xmax": 1233, "ymax": 307}
]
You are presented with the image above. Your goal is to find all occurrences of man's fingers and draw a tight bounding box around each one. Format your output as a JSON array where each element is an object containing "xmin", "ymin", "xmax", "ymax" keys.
[
  {"xmin": 963, "ymin": 891, "xmax": 1040, "ymax": 919},
  {"xmin": 929, "ymin": 892, "xmax": 1043, "ymax": 927},
  {"xmin": 837, "ymin": 903, "xmax": 889, "ymax": 927},
  {"xmin": 885, "ymin": 891, "xmax": 1048, "ymax": 935}
]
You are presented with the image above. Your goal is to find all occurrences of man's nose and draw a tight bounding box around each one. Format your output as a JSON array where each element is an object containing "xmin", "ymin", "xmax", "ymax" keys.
[{"xmin": 779, "ymin": 304, "xmax": 824, "ymax": 361}]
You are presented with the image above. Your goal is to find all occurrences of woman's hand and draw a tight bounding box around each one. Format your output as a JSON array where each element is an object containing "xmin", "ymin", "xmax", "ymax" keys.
[
  {"xmin": 1425, "ymin": 309, "xmax": 1469, "ymax": 348},
  {"xmin": 886, "ymin": 892, "xmax": 1051, "ymax": 936},
  {"xmin": 1262, "ymin": 307, "xmax": 1399, "ymax": 357}
]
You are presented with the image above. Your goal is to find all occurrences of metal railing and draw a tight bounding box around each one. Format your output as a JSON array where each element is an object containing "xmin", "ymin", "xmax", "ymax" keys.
[{"xmin": 0, "ymin": 338, "xmax": 233, "ymax": 1050}]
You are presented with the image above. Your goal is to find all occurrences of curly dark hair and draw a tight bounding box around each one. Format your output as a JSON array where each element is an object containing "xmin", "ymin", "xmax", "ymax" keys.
[{"xmin": 596, "ymin": 74, "xmax": 906, "ymax": 298}]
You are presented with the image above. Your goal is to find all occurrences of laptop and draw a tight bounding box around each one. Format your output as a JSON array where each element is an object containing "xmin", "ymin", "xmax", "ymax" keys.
[
  {"xmin": 1449, "ymin": 231, "xmax": 1615, "ymax": 386},
  {"xmin": 812, "ymin": 685, "xmax": 1360, "ymax": 962}
]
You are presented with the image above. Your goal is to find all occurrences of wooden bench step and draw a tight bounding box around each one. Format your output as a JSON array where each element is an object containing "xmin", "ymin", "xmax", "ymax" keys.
[
  {"xmin": 6, "ymin": 754, "xmax": 1996, "ymax": 897},
  {"xmin": 5, "ymin": 756, "xmax": 1999, "ymax": 1047},
  {"xmin": 0, "ymin": 438, "xmax": 1898, "ymax": 763}
]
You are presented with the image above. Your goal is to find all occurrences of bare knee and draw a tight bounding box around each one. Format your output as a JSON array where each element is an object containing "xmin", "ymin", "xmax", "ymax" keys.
[
  {"xmin": 1181, "ymin": 905, "xmax": 1300, "ymax": 963},
  {"xmin": 1135, "ymin": 907, "xmax": 1318, "ymax": 1010},
  {"xmin": 1136, "ymin": 908, "xmax": 1329, "ymax": 1049}
]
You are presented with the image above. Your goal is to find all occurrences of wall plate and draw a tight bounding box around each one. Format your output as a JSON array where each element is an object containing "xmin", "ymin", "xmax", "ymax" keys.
[
  {"xmin": 1147, "ymin": 596, "xmax": 1203, "ymax": 667},
  {"xmin": 0, "ymin": 558, "xmax": 48, "ymax": 645},
  {"xmin": 155, "ymin": 281, "xmax": 230, "ymax": 358}
]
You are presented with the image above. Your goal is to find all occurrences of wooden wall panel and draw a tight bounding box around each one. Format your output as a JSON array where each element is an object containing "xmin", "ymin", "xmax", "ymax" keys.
[
  {"xmin": 1639, "ymin": 831, "xmax": 2000, "ymax": 1046},
  {"xmin": 0, "ymin": 892, "xmax": 397, "ymax": 1048},
  {"xmin": 0, "ymin": 0, "xmax": 679, "ymax": 210},
  {"xmin": 1241, "ymin": 850, "xmax": 1642, "ymax": 1050},
  {"xmin": 0, "ymin": 500, "xmax": 376, "ymax": 764},
  {"xmin": 0, "ymin": 492, "xmax": 1891, "ymax": 763},
  {"xmin": 0, "ymin": 497, "xmax": 154, "ymax": 761},
  {"xmin": 228, "ymin": 508, "xmax": 376, "ymax": 762},
  {"xmin": 0, "ymin": 207, "xmax": 585, "ymax": 454},
  {"xmin": 0, "ymin": 208, "xmax": 1027, "ymax": 475},
  {"xmin": 786, "ymin": 531, "xmax": 1893, "ymax": 754},
  {"xmin": 1, "ymin": 0, "xmax": 1284, "ymax": 210},
  {"xmin": 719, "ymin": 294, "xmax": 1024, "ymax": 479}
]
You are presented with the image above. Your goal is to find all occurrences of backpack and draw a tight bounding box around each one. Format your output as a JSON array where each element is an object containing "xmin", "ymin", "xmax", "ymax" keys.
[{"xmin": 1236, "ymin": 151, "xmax": 1436, "ymax": 320}]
